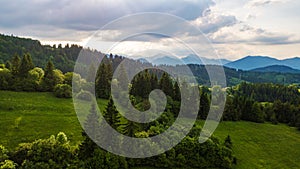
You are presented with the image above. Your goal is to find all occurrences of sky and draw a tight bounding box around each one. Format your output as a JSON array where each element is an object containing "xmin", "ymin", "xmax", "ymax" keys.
[{"xmin": 0, "ymin": 0, "xmax": 299, "ymax": 60}]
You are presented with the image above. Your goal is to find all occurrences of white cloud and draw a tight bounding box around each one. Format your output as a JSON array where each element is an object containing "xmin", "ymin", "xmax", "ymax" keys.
[
  {"xmin": 191, "ymin": 10, "xmax": 238, "ymax": 34},
  {"xmin": 0, "ymin": 0, "xmax": 299, "ymax": 60}
]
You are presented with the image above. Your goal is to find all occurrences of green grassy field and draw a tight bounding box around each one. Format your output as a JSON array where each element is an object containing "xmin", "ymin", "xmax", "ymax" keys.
[
  {"xmin": 1, "ymin": 91, "xmax": 300, "ymax": 168},
  {"xmin": 213, "ymin": 122, "xmax": 300, "ymax": 169}
]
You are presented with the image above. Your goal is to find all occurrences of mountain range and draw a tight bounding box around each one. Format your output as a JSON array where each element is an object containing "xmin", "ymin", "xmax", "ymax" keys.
[
  {"xmin": 138, "ymin": 55, "xmax": 300, "ymax": 73},
  {"xmin": 1, "ymin": 33, "xmax": 300, "ymax": 74},
  {"xmin": 225, "ymin": 56, "xmax": 300, "ymax": 71},
  {"xmin": 137, "ymin": 54, "xmax": 231, "ymax": 66}
]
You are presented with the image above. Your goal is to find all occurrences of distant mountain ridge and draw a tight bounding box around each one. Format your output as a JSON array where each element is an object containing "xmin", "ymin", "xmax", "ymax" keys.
[
  {"xmin": 138, "ymin": 54, "xmax": 231, "ymax": 66},
  {"xmin": 225, "ymin": 56, "xmax": 300, "ymax": 70}
]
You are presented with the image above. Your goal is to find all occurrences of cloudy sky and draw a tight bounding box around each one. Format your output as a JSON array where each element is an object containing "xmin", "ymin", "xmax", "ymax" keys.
[{"xmin": 0, "ymin": 0, "xmax": 299, "ymax": 60}]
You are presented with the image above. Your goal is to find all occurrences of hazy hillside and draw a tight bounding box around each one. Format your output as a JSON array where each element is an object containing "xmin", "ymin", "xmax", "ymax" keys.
[
  {"xmin": 225, "ymin": 55, "xmax": 300, "ymax": 70},
  {"xmin": 251, "ymin": 65, "xmax": 300, "ymax": 74}
]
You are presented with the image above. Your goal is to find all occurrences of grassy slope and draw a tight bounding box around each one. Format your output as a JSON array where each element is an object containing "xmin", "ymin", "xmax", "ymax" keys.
[
  {"xmin": 213, "ymin": 121, "xmax": 300, "ymax": 169},
  {"xmin": 0, "ymin": 91, "xmax": 82, "ymax": 149},
  {"xmin": 1, "ymin": 91, "xmax": 300, "ymax": 168}
]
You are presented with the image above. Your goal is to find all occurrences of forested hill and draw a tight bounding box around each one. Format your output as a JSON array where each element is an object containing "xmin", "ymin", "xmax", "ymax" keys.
[
  {"xmin": 0, "ymin": 33, "xmax": 82, "ymax": 72},
  {"xmin": 2, "ymin": 33, "xmax": 300, "ymax": 86}
]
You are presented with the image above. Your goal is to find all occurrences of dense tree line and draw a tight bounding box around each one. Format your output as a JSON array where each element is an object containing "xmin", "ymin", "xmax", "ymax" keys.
[
  {"xmin": 187, "ymin": 64, "xmax": 300, "ymax": 86},
  {"xmin": 0, "ymin": 53, "xmax": 73, "ymax": 98},
  {"xmin": 221, "ymin": 82, "xmax": 300, "ymax": 130},
  {"xmin": 2, "ymin": 51, "xmax": 300, "ymax": 131},
  {"xmin": 3, "ymin": 33, "xmax": 300, "ymax": 87},
  {"xmin": 0, "ymin": 34, "xmax": 84, "ymax": 72}
]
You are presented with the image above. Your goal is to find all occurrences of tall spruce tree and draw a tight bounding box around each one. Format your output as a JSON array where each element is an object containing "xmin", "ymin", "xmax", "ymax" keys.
[
  {"xmin": 96, "ymin": 62, "xmax": 112, "ymax": 99},
  {"xmin": 42, "ymin": 60, "xmax": 56, "ymax": 91},
  {"xmin": 79, "ymin": 103, "xmax": 101, "ymax": 159},
  {"xmin": 159, "ymin": 72, "xmax": 174, "ymax": 98},
  {"xmin": 103, "ymin": 97, "xmax": 121, "ymax": 129},
  {"xmin": 19, "ymin": 53, "xmax": 34, "ymax": 78},
  {"xmin": 199, "ymin": 92, "xmax": 210, "ymax": 119},
  {"xmin": 11, "ymin": 54, "xmax": 21, "ymax": 76}
]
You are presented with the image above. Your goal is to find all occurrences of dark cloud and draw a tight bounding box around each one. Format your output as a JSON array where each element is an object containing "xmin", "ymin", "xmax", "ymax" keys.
[{"xmin": 0, "ymin": 0, "xmax": 214, "ymax": 31}]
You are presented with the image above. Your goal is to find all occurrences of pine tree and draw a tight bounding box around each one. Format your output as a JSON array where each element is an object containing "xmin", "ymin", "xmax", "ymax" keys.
[
  {"xmin": 199, "ymin": 92, "xmax": 210, "ymax": 119},
  {"xmin": 159, "ymin": 72, "xmax": 174, "ymax": 98},
  {"xmin": 96, "ymin": 62, "xmax": 112, "ymax": 99},
  {"xmin": 173, "ymin": 81, "xmax": 181, "ymax": 101},
  {"xmin": 250, "ymin": 102, "xmax": 264, "ymax": 123},
  {"xmin": 103, "ymin": 97, "xmax": 121, "ymax": 129},
  {"xmin": 120, "ymin": 119, "xmax": 140, "ymax": 137},
  {"xmin": 42, "ymin": 60, "xmax": 56, "ymax": 91},
  {"xmin": 86, "ymin": 63, "xmax": 96, "ymax": 82},
  {"xmin": 150, "ymin": 73, "xmax": 159, "ymax": 90},
  {"xmin": 19, "ymin": 53, "xmax": 34, "ymax": 78},
  {"xmin": 116, "ymin": 64, "xmax": 129, "ymax": 91},
  {"xmin": 79, "ymin": 103, "xmax": 101, "ymax": 159},
  {"xmin": 5, "ymin": 61, "xmax": 12, "ymax": 70},
  {"xmin": 224, "ymin": 135, "xmax": 233, "ymax": 149},
  {"xmin": 11, "ymin": 54, "xmax": 21, "ymax": 76}
]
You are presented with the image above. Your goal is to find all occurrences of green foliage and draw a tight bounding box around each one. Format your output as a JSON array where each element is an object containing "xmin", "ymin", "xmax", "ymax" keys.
[
  {"xmin": 0, "ymin": 160, "xmax": 16, "ymax": 169},
  {"xmin": 41, "ymin": 60, "xmax": 56, "ymax": 91},
  {"xmin": 5, "ymin": 61, "xmax": 12, "ymax": 71},
  {"xmin": 0, "ymin": 68, "xmax": 11, "ymax": 90},
  {"xmin": 198, "ymin": 87, "xmax": 210, "ymax": 119},
  {"xmin": 53, "ymin": 84, "xmax": 72, "ymax": 98},
  {"xmin": 11, "ymin": 54, "xmax": 20, "ymax": 76},
  {"xmin": 18, "ymin": 53, "xmax": 34, "ymax": 78},
  {"xmin": 96, "ymin": 62, "xmax": 113, "ymax": 99},
  {"xmin": 11, "ymin": 132, "xmax": 76, "ymax": 168},
  {"xmin": 159, "ymin": 72, "xmax": 174, "ymax": 98},
  {"xmin": 1, "ymin": 91, "xmax": 300, "ymax": 168},
  {"xmin": 0, "ymin": 145, "xmax": 9, "ymax": 162},
  {"xmin": 224, "ymin": 135, "xmax": 233, "ymax": 149},
  {"xmin": 103, "ymin": 97, "xmax": 121, "ymax": 129},
  {"xmin": 76, "ymin": 90, "xmax": 92, "ymax": 101},
  {"xmin": 0, "ymin": 34, "xmax": 81, "ymax": 72}
]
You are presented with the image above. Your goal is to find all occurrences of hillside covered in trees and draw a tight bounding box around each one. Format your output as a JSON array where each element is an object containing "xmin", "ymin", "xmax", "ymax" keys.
[
  {"xmin": 1, "ymin": 33, "xmax": 300, "ymax": 168},
  {"xmin": 2, "ymin": 34, "xmax": 300, "ymax": 86}
]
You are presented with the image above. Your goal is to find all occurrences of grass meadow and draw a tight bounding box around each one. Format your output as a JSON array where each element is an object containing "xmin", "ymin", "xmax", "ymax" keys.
[{"xmin": 0, "ymin": 91, "xmax": 300, "ymax": 168}]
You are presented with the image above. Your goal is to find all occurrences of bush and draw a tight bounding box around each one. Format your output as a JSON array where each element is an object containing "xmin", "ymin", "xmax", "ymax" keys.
[
  {"xmin": 0, "ymin": 160, "xmax": 16, "ymax": 169},
  {"xmin": 76, "ymin": 90, "xmax": 92, "ymax": 101},
  {"xmin": 11, "ymin": 133, "xmax": 76, "ymax": 168},
  {"xmin": 53, "ymin": 84, "xmax": 72, "ymax": 98}
]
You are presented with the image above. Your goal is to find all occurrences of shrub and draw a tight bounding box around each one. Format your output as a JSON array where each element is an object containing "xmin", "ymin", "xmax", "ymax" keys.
[
  {"xmin": 76, "ymin": 90, "xmax": 92, "ymax": 101},
  {"xmin": 53, "ymin": 84, "xmax": 72, "ymax": 98}
]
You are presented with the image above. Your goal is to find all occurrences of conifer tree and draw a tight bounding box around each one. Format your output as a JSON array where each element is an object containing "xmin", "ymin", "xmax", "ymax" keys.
[
  {"xmin": 42, "ymin": 60, "xmax": 56, "ymax": 91},
  {"xmin": 11, "ymin": 54, "xmax": 20, "ymax": 76},
  {"xmin": 103, "ymin": 97, "xmax": 121, "ymax": 129},
  {"xmin": 19, "ymin": 53, "xmax": 34, "ymax": 78},
  {"xmin": 79, "ymin": 103, "xmax": 101, "ymax": 159},
  {"xmin": 224, "ymin": 135, "xmax": 233, "ymax": 149},
  {"xmin": 96, "ymin": 62, "xmax": 113, "ymax": 99},
  {"xmin": 159, "ymin": 72, "xmax": 174, "ymax": 98},
  {"xmin": 173, "ymin": 81, "xmax": 181, "ymax": 101},
  {"xmin": 199, "ymin": 92, "xmax": 210, "ymax": 119},
  {"xmin": 5, "ymin": 61, "xmax": 12, "ymax": 70}
]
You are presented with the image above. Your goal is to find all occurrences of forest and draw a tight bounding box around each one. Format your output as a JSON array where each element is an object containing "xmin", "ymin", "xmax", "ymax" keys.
[{"xmin": 1, "ymin": 34, "xmax": 300, "ymax": 168}]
